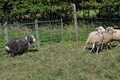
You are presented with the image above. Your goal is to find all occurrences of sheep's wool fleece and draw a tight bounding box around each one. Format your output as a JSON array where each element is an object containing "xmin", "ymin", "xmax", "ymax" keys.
[
  {"xmin": 112, "ymin": 29, "xmax": 120, "ymax": 40},
  {"xmin": 87, "ymin": 31, "xmax": 103, "ymax": 44}
]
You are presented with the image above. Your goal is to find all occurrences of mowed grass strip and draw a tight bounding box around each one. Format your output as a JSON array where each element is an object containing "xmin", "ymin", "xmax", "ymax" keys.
[{"xmin": 0, "ymin": 41, "xmax": 120, "ymax": 80}]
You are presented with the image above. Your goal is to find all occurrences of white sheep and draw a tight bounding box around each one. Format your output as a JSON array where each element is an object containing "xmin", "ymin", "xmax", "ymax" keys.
[
  {"xmin": 82, "ymin": 26, "xmax": 106, "ymax": 54},
  {"xmin": 102, "ymin": 27, "xmax": 116, "ymax": 49},
  {"xmin": 109, "ymin": 29, "xmax": 120, "ymax": 48}
]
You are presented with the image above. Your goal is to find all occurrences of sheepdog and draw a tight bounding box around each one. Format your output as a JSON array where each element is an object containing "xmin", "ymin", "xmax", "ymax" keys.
[{"xmin": 5, "ymin": 35, "xmax": 36, "ymax": 57}]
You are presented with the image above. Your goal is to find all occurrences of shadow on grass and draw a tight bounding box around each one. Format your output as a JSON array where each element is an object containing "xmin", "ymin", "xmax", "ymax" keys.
[
  {"xmin": 86, "ymin": 47, "xmax": 104, "ymax": 54},
  {"xmin": 0, "ymin": 49, "xmax": 39, "ymax": 57},
  {"xmin": 27, "ymin": 49, "xmax": 39, "ymax": 52},
  {"xmin": 12, "ymin": 49, "xmax": 39, "ymax": 57},
  {"xmin": 86, "ymin": 44, "xmax": 118, "ymax": 54}
]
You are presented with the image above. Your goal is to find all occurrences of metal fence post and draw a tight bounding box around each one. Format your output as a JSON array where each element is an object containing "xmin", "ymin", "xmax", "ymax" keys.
[
  {"xmin": 4, "ymin": 22, "xmax": 8, "ymax": 42},
  {"xmin": 35, "ymin": 19, "xmax": 40, "ymax": 47}
]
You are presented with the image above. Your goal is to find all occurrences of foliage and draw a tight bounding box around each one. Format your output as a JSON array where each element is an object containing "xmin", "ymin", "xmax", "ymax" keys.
[
  {"xmin": 80, "ymin": 0, "xmax": 120, "ymax": 16},
  {"xmin": 77, "ymin": 10, "xmax": 99, "ymax": 18},
  {"xmin": 0, "ymin": 0, "xmax": 73, "ymax": 20},
  {"xmin": 0, "ymin": 0, "xmax": 119, "ymax": 22}
]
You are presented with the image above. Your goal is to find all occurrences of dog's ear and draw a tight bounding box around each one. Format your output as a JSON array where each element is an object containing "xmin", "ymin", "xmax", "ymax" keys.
[
  {"xmin": 31, "ymin": 35, "xmax": 36, "ymax": 42},
  {"xmin": 25, "ymin": 36, "xmax": 28, "ymax": 41}
]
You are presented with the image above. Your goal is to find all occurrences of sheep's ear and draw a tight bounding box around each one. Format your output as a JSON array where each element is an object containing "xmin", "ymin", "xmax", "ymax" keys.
[
  {"xmin": 106, "ymin": 27, "xmax": 109, "ymax": 31},
  {"xmin": 106, "ymin": 27, "xmax": 108, "ymax": 30}
]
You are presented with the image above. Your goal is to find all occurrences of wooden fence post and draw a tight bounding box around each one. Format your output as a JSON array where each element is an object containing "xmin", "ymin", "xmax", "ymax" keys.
[
  {"xmin": 61, "ymin": 18, "xmax": 64, "ymax": 41},
  {"xmin": 35, "ymin": 19, "xmax": 40, "ymax": 47},
  {"xmin": 73, "ymin": 3, "xmax": 79, "ymax": 42},
  {"xmin": 4, "ymin": 22, "xmax": 8, "ymax": 42}
]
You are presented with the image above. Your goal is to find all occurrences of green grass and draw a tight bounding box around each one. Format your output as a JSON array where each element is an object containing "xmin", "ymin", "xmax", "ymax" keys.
[
  {"xmin": 0, "ymin": 41, "xmax": 120, "ymax": 80},
  {"xmin": 0, "ymin": 23, "xmax": 120, "ymax": 80}
]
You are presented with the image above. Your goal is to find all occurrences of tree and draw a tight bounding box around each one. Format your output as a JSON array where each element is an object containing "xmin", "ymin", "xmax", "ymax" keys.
[
  {"xmin": 0, "ymin": 0, "xmax": 119, "ymax": 22},
  {"xmin": 0, "ymin": 0, "xmax": 73, "ymax": 21},
  {"xmin": 77, "ymin": 0, "xmax": 120, "ymax": 20}
]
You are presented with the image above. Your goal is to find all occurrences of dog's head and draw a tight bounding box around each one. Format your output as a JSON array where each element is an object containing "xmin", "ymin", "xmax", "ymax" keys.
[{"xmin": 25, "ymin": 35, "xmax": 36, "ymax": 44}]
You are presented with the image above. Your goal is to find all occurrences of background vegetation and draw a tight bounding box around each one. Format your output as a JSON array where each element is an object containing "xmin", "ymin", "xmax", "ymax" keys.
[{"xmin": 0, "ymin": 0, "xmax": 119, "ymax": 22}]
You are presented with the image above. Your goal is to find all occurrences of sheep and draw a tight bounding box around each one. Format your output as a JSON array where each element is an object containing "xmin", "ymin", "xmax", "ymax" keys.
[
  {"xmin": 82, "ymin": 26, "xmax": 106, "ymax": 54},
  {"xmin": 102, "ymin": 27, "xmax": 116, "ymax": 49},
  {"xmin": 109, "ymin": 29, "xmax": 120, "ymax": 48}
]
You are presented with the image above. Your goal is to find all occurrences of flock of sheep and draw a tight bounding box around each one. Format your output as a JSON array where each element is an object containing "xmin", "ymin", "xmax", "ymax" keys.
[{"xmin": 82, "ymin": 26, "xmax": 120, "ymax": 53}]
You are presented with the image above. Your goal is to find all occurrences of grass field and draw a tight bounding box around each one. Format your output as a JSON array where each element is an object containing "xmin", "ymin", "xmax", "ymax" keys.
[
  {"xmin": 0, "ymin": 23, "xmax": 120, "ymax": 80},
  {"xmin": 0, "ymin": 41, "xmax": 120, "ymax": 80}
]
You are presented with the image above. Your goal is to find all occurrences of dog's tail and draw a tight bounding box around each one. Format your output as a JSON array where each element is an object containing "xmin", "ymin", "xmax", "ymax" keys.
[
  {"xmin": 0, "ymin": 46, "xmax": 10, "ymax": 57},
  {"xmin": 5, "ymin": 46, "xmax": 10, "ymax": 51}
]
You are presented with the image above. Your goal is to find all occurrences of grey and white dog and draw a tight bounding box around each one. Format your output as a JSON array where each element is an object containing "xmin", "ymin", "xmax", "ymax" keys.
[{"xmin": 5, "ymin": 35, "xmax": 36, "ymax": 57}]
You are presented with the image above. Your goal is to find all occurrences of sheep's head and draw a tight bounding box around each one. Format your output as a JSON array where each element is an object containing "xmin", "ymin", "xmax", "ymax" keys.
[
  {"xmin": 96, "ymin": 26, "xmax": 106, "ymax": 33},
  {"xmin": 106, "ymin": 27, "xmax": 116, "ymax": 34}
]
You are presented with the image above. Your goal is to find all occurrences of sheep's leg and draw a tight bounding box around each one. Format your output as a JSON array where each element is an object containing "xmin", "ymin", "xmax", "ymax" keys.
[
  {"xmin": 106, "ymin": 43, "xmax": 112, "ymax": 49},
  {"xmin": 116, "ymin": 44, "xmax": 120, "ymax": 48},
  {"xmin": 116, "ymin": 42, "xmax": 120, "ymax": 48},
  {"xmin": 108, "ymin": 43, "xmax": 112, "ymax": 49},
  {"xmin": 89, "ymin": 43, "xmax": 95, "ymax": 52},
  {"xmin": 100, "ymin": 44, "xmax": 103, "ymax": 49},
  {"xmin": 96, "ymin": 45, "xmax": 101, "ymax": 54},
  {"xmin": 82, "ymin": 43, "xmax": 88, "ymax": 51},
  {"xmin": 105, "ymin": 43, "xmax": 109, "ymax": 50}
]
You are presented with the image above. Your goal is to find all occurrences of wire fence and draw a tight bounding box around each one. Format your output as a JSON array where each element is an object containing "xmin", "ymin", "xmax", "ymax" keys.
[{"xmin": 0, "ymin": 19, "xmax": 63, "ymax": 55}]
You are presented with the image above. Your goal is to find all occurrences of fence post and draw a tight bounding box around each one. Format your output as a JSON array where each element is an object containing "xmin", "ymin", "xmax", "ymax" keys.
[
  {"xmin": 73, "ymin": 3, "xmax": 79, "ymax": 42},
  {"xmin": 61, "ymin": 18, "xmax": 64, "ymax": 41},
  {"xmin": 4, "ymin": 22, "xmax": 8, "ymax": 42},
  {"xmin": 35, "ymin": 19, "xmax": 40, "ymax": 47}
]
